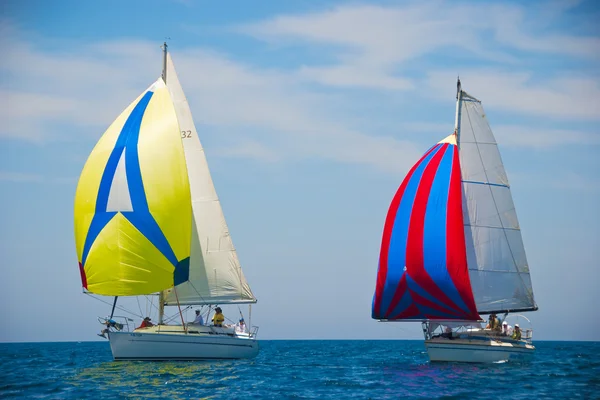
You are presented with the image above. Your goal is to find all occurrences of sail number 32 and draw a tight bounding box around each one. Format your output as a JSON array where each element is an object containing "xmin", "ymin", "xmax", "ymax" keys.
[{"xmin": 181, "ymin": 130, "xmax": 192, "ymax": 139}]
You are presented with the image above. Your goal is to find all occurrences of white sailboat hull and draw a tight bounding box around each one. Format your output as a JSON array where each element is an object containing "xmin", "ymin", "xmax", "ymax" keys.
[
  {"xmin": 108, "ymin": 327, "xmax": 259, "ymax": 361},
  {"xmin": 425, "ymin": 337, "xmax": 534, "ymax": 363}
]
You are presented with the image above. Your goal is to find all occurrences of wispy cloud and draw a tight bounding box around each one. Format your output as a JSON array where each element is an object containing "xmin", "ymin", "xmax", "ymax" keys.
[
  {"xmin": 2, "ymin": 1, "xmax": 598, "ymax": 175},
  {"xmin": 427, "ymin": 70, "xmax": 600, "ymax": 120},
  {"xmin": 239, "ymin": 2, "xmax": 600, "ymax": 92},
  {"xmin": 1, "ymin": 29, "xmax": 421, "ymax": 173},
  {"xmin": 495, "ymin": 125, "xmax": 600, "ymax": 148}
]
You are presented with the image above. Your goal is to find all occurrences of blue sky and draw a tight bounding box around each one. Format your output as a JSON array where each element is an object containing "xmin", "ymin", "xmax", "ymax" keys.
[{"xmin": 1, "ymin": 0, "xmax": 599, "ymax": 342}]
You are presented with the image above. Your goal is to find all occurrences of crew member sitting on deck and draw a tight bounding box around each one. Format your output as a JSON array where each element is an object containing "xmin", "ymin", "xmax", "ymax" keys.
[
  {"xmin": 212, "ymin": 307, "xmax": 225, "ymax": 327},
  {"xmin": 235, "ymin": 318, "xmax": 247, "ymax": 333},
  {"xmin": 501, "ymin": 321, "xmax": 513, "ymax": 336},
  {"xmin": 191, "ymin": 309, "xmax": 204, "ymax": 325},
  {"xmin": 485, "ymin": 314, "xmax": 500, "ymax": 331},
  {"xmin": 441, "ymin": 325, "xmax": 453, "ymax": 339},
  {"xmin": 511, "ymin": 324, "xmax": 522, "ymax": 340},
  {"xmin": 137, "ymin": 317, "xmax": 154, "ymax": 329}
]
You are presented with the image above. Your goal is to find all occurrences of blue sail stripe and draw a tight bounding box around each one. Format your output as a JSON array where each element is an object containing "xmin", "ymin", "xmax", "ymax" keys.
[
  {"xmin": 380, "ymin": 144, "xmax": 443, "ymax": 314},
  {"xmin": 82, "ymin": 93, "xmax": 154, "ymax": 265},
  {"xmin": 413, "ymin": 304, "xmax": 457, "ymax": 319},
  {"xmin": 422, "ymin": 146, "xmax": 470, "ymax": 315},
  {"xmin": 82, "ymin": 90, "xmax": 180, "ymax": 268},
  {"xmin": 96, "ymin": 92, "xmax": 154, "ymax": 213},
  {"xmin": 122, "ymin": 212, "xmax": 179, "ymax": 267},
  {"xmin": 123, "ymin": 96, "xmax": 152, "ymax": 211},
  {"xmin": 81, "ymin": 212, "xmax": 117, "ymax": 265},
  {"xmin": 404, "ymin": 273, "xmax": 461, "ymax": 316},
  {"xmin": 387, "ymin": 291, "xmax": 413, "ymax": 318}
]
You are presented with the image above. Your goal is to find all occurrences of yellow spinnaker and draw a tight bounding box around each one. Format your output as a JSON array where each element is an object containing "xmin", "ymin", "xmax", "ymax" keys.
[{"xmin": 74, "ymin": 78, "xmax": 192, "ymax": 296}]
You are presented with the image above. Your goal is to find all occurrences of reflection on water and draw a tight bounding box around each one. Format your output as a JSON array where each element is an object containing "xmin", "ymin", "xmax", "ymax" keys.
[
  {"xmin": 71, "ymin": 360, "xmax": 239, "ymax": 399},
  {"xmin": 378, "ymin": 358, "xmax": 510, "ymax": 398},
  {"xmin": 2, "ymin": 341, "xmax": 597, "ymax": 399}
]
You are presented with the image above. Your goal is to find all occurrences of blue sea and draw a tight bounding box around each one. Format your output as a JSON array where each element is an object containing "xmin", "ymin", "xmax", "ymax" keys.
[{"xmin": 1, "ymin": 340, "xmax": 598, "ymax": 399}]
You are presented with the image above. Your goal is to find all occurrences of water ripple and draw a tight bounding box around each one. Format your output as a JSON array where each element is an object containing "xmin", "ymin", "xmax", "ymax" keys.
[{"xmin": 0, "ymin": 341, "xmax": 598, "ymax": 399}]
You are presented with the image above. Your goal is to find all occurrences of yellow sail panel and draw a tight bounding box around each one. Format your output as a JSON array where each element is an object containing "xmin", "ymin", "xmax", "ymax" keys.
[
  {"xmin": 84, "ymin": 213, "xmax": 175, "ymax": 295},
  {"xmin": 73, "ymin": 78, "xmax": 192, "ymax": 296},
  {"xmin": 74, "ymin": 92, "xmax": 145, "ymax": 262},
  {"xmin": 137, "ymin": 84, "xmax": 192, "ymax": 263}
]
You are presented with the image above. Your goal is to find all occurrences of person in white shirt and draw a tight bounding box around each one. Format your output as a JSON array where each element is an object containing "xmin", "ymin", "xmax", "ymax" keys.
[
  {"xmin": 501, "ymin": 321, "xmax": 513, "ymax": 336},
  {"xmin": 235, "ymin": 318, "xmax": 247, "ymax": 333},
  {"xmin": 192, "ymin": 309, "xmax": 204, "ymax": 325}
]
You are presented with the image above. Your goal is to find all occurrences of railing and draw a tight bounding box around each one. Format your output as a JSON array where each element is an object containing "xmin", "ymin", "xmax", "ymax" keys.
[
  {"xmin": 99, "ymin": 316, "xmax": 260, "ymax": 340},
  {"xmin": 422, "ymin": 321, "xmax": 534, "ymax": 344}
]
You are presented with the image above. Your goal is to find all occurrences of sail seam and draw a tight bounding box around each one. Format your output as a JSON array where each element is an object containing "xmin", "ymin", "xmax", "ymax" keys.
[{"xmin": 463, "ymin": 104, "xmax": 534, "ymax": 307}]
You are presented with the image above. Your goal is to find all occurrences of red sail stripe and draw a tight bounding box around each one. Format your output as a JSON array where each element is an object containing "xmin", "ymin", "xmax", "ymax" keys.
[
  {"xmin": 389, "ymin": 143, "xmax": 463, "ymax": 316},
  {"xmin": 78, "ymin": 262, "xmax": 88, "ymax": 289},
  {"xmin": 408, "ymin": 289, "xmax": 464, "ymax": 318},
  {"xmin": 373, "ymin": 145, "xmax": 438, "ymax": 316},
  {"xmin": 446, "ymin": 145, "xmax": 480, "ymax": 320},
  {"xmin": 390, "ymin": 303, "xmax": 421, "ymax": 320}
]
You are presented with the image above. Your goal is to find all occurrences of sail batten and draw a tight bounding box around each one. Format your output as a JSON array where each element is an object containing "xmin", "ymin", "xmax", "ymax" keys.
[{"xmin": 162, "ymin": 54, "xmax": 256, "ymax": 306}]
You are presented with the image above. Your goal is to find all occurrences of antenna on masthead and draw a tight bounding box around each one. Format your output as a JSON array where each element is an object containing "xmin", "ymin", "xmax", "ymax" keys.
[
  {"xmin": 454, "ymin": 76, "xmax": 463, "ymax": 146},
  {"xmin": 161, "ymin": 41, "xmax": 169, "ymax": 83}
]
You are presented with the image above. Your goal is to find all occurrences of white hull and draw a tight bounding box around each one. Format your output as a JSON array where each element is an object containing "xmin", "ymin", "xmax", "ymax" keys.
[
  {"xmin": 425, "ymin": 337, "xmax": 534, "ymax": 363},
  {"xmin": 108, "ymin": 325, "xmax": 259, "ymax": 361}
]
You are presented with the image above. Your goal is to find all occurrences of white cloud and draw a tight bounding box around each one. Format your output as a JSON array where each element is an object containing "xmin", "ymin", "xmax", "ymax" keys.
[
  {"xmin": 427, "ymin": 70, "xmax": 600, "ymax": 120},
  {"xmin": 495, "ymin": 125, "xmax": 600, "ymax": 148},
  {"xmin": 2, "ymin": 1, "xmax": 598, "ymax": 177},
  {"xmin": 1, "ymin": 31, "xmax": 421, "ymax": 174},
  {"xmin": 240, "ymin": 2, "xmax": 600, "ymax": 95}
]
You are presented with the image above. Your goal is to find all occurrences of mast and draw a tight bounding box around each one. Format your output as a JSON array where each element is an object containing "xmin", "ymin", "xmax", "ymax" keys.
[
  {"xmin": 454, "ymin": 77, "xmax": 463, "ymax": 148},
  {"xmin": 158, "ymin": 41, "xmax": 168, "ymax": 325}
]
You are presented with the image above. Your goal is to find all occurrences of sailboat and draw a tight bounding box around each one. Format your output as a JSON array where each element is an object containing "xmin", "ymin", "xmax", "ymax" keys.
[
  {"xmin": 74, "ymin": 43, "xmax": 259, "ymax": 360},
  {"xmin": 371, "ymin": 79, "xmax": 538, "ymax": 363}
]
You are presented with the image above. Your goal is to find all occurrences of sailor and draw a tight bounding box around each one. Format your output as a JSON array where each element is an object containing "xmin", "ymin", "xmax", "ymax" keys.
[
  {"xmin": 486, "ymin": 314, "xmax": 500, "ymax": 331},
  {"xmin": 236, "ymin": 318, "xmax": 247, "ymax": 333},
  {"xmin": 512, "ymin": 324, "xmax": 522, "ymax": 340},
  {"xmin": 192, "ymin": 309, "xmax": 204, "ymax": 325},
  {"xmin": 137, "ymin": 317, "xmax": 154, "ymax": 329},
  {"xmin": 212, "ymin": 307, "xmax": 225, "ymax": 327},
  {"xmin": 501, "ymin": 321, "xmax": 513, "ymax": 336}
]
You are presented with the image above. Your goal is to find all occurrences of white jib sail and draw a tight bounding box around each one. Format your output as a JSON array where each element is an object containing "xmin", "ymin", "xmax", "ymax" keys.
[
  {"xmin": 163, "ymin": 53, "xmax": 256, "ymax": 305},
  {"xmin": 458, "ymin": 91, "xmax": 536, "ymax": 314}
]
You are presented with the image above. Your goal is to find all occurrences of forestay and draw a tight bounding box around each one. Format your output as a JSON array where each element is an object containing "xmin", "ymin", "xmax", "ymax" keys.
[
  {"xmin": 458, "ymin": 91, "xmax": 537, "ymax": 314},
  {"xmin": 162, "ymin": 54, "xmax": 256, "ymax": 305}
]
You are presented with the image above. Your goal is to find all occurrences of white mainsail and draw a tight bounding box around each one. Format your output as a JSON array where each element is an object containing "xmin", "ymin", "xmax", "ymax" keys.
[
  {"xmin": 162, "ymin": 54, "xmax": 256, "ymax": 305},
  {"xmin": 458, "ymin": 90, "xmax": 536, "ymax": 314}
]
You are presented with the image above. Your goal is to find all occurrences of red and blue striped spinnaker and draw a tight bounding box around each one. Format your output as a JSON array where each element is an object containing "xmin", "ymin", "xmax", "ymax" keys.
[{"xmin": 372, "ymin": 135, "xmax": 480, "ymax": 321}]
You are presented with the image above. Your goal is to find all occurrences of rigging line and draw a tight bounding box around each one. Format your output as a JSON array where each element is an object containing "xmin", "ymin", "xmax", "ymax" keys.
[
  {"xmin": 163, "ymin": 306, "xmax": 192, "ymax": 324},
  {"xmin": 463, "ymin": 104, "xmax": 532, "ymax": 303},
  {"xmin": 87, "ymin": 294, "xmax": 142, "ymax": 318},
  {"xmin": 136, "ymin": 296, "xmax": 143, "ymax": 318},
  {"xmin": 189, "ymin": 280, "xmax": 208, "ymax": 303}
]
